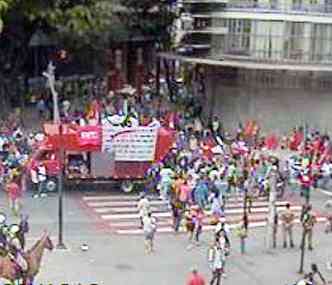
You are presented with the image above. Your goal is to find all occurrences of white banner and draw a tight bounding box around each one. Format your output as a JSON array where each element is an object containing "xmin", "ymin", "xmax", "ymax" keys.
[{"xmin": 102, "ymin": 127, "xmax": 158, "ymax": 161}]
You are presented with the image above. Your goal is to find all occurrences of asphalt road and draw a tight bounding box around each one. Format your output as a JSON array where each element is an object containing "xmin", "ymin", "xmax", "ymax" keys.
[{"xmin": 0, "ymin": 188, "xmax": 331, "ymax": 285}]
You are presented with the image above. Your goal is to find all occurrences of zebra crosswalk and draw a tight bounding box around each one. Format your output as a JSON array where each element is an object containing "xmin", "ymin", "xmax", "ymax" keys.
[{"xmin": 81, "ymin": 194, "xmax": 327, "ymax": 235}]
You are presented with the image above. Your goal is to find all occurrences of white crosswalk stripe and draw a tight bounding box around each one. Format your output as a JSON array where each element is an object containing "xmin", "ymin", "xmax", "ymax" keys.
[{"xmin": 81, "ymin": 194, "xmax": 327, "ymax": 235}]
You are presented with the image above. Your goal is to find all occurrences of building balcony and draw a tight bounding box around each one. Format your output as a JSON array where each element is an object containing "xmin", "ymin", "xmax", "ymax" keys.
[
  {"xmin": 159, "ymin": 51, "xmax": 332, "ymax": 73},
  {"xmin": 226, "ymin": 1, "xmax": 332, "ymax": 15},
  {"xmin": 180, "ymin": 0, "xmax": 228, "ymax": 3},
  {"xmin": 219, "ymin": 49, "xmax": 332, "ymax": 65},
  {"xmin": 177, "ymin": 44, "xmax": 211, "ymax": 57},
  {"xmin": 186, "ymin": 27, "xmax": 228, "ymax": 34}
]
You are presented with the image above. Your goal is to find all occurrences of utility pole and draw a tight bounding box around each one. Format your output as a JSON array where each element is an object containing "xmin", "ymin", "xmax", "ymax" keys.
[
  {"xmin": 265, "ymin": 165, "xmax": 277, "ymax": 250},
  {"xmin": 298, "ymin": 161, "xmax": 313, "ymax": 272},
  {"xmin": 43, "ymin": 61, "xmax": 66, "ymax": 250},
  {"xmin": 299, "ymin": 227, "xmax": 307, "ymax": 273},
  {"xmin": 299, "ymin": 201, "xmax": 311, "ymax": 273},
  {"xmin": 43, "ymin": 62, "xmax": 59, "ymax": 123}
]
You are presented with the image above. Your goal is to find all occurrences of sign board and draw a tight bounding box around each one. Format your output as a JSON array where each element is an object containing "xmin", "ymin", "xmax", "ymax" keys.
[{"xmin": 102, "ymin": 127, "xmax": 158, "ymax": 161}]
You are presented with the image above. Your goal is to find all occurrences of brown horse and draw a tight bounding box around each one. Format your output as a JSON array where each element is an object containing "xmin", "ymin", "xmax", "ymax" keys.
[{"xmin": 0, "ymin": 231, "xmax": 53, "ymax": 285}]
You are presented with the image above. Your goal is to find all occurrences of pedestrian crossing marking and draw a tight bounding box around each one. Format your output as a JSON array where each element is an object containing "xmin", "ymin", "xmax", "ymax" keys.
[
  {"xmin": 115, "ymin": 218, "xmax": 327, "ymax": 235},
  {"xmin": 93, "ymin": 202, "xmax": 294, "ymax": 214},
  {"xmin": 83, "ymin": 195, "xmax": 272, "ymax": 203},
  {"xmin": 116, "ymin": 222, "xmax": 266, "ymax": 235},
  {"xmin": 80, "ymin": 194, "xmax": 327, "ymax": 235},
  {"xmin": 83, "ymin": 195, "xmax": 140, "ymax": 201},
  {"xmin": 89, "ymin": 200, "xmax": 290, "ymax": 209},
  {"xmin": 102, "ymin": 211, "xmax": 171, "ymax": 220},
  {"xmin": 87, "ymin": 200, "xmax": 167, "ymax": 207},
  {"xmin": 99, "ymin": 205, "xmax": 303, "ymax": 220}
]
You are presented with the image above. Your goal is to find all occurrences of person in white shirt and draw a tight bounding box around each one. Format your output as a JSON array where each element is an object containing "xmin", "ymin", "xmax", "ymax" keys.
[
  {"xmin": 320, "ymin": 161, "xmax": 332, "ymax": 189},
  {"xmin": 137, "ymin": 194, "xmax": 150, "ymax": 228},
  {"xmin": 208, "ymin": 239, "xmax": 226, "ymax": 285},
  {"xmin": 148, "ymin": 117, "xmax": 161, "ymax": 129},
  {"xmin": 33, "ymin": 162, "xmax": 48, "ymax": 198},
  {"xmin": 143, "ymin": 212, "xmax": 157, "ymax": 254},
  {"xmin": 62, "ymin": 100, "xmax": 71, "ymax": 117},
  {"xmin": 30, "ymin": 167, "xmax": 38, "ymax": 195},
  {"xmin": 158, "ymin": 166, "xmax": 174, "ymax": 200}
]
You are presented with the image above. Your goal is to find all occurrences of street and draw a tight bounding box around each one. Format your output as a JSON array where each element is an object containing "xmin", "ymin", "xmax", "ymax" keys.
[
  {"xmin": 0, "ymin": 187, "xmax": 330, "ymax": 285},
  {"xmin": 2, "ymin": 1, "xmax": 332, "ymax": 285}
]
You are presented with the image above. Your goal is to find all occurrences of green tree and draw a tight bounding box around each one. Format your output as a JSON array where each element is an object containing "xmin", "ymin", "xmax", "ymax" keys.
[
  {"xmin": 120, "ymin": 0, "xmax": 176, "ymax": 50},
  {"xmin": 0, "ymin": 0, "xmax": 116, "ymax": 110},
  {"xmin": 24, "ymin": 0, "xmax": 114, "ymax": 49},
  {"xmin": 0, "ymin": 0, "xmax": 12, "ymax": 32}
]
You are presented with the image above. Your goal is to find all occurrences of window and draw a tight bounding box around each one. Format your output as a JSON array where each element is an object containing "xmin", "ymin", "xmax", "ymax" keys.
[
  {"xmin": 284, "ymin": 22, "xmax": 306, "ymax": 60},
  {"xmin": 311, "ymin": 24, "xmax": 332, "ymax": 62},
  {"xmin": 225, "ymin": 19, "xmax": 251, "ymax": 54}
]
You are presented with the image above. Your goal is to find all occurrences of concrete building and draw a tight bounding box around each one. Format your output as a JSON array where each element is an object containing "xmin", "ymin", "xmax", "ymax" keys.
[{"xmin": 161, "ymin": 0, "xmax": 332, "ymax": 133}]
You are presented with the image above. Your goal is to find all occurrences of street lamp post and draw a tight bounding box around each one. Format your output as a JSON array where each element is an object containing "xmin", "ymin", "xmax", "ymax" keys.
[
  {"xmin": 43, "ymin": 62, "xmax": 66, "ymax": 250},
  {"xmin": 298, "ymin": 171, "xmax": 312, "ymax": 273},
  {"xmin": 298, "ymin": 227, "xmax": 307, "ymax": 273},
  {"xmin": 299, "ymin": 197, "xmax": 310, "ymax": 273}
]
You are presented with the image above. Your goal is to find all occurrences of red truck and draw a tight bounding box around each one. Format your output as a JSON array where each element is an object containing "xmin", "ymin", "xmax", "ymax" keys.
[{"xmin": 27, "ymin": 123, "xmax": 175, "ymax": 192}]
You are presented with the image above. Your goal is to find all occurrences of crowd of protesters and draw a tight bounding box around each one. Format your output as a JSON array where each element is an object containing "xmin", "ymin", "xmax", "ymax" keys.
[
  {"xmin": 0, "ymin": 112, "xmax": 36, "ymax": 215},
  {"xmin": 2, "ymin": 74, "xmax": 332, "ymax": 284},
  {"xmin": 31, "ymin": 75, "xmax": 332, "ymax": 238}
]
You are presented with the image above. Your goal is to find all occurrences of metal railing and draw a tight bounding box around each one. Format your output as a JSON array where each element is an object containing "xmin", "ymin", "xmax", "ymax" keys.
[
  {"xmin": 226, "ymin": 1, "xmax": 332, "ymax": 15},
  {"xmin": 216, "ymin": 33, "xmax": 332, "ymax": 64}
]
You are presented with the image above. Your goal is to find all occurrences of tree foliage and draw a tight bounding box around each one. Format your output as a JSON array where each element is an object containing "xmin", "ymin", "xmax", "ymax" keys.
[
  {"xmin": 0, "ymin": 0, "xmax": 116, "ymax": 109},
  {"xmin": 12, "ymin": 0, "xmax": 114, "ymax": 49},
  {"xmin": 120, "ymin": 0, "xmax": 176, "ymax": 49},
  {"xmin": 0, "ymin": 0, "xmax": 12, "ymax": 32}
]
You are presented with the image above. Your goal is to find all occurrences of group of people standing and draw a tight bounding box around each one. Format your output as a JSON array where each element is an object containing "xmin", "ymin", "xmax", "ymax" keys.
[
  {"xmin": 185, "ymin": 221, "xmax": 231, "ymax": 285},
  {"xmin": 0, "ymin": 113, "xmax": 35, "ymax": 216}
]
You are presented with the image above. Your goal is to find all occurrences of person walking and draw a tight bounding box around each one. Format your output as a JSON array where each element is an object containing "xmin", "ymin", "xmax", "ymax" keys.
[
  {"xmin": 5, "ymin": 174, "xmax": 23, "ymax": 216},
  {"xmin": 33, "ymin": 161, "xmax": 47, "ymax": 198},
  {"xmin": 210, "ymin": 192, "xmax": 223, "ymax": 225},
  {"xmin": 215, "ymin": 221, "xmax": 231, "ymax": 249},
  {"xmin": 192, "ymin": 206, "xmax": 204, "ymax": 246},
  {"xmin": 325, "ymin": 214, "xmax": 332, "ymax": 234},
  {"xmin": 179, "ymin": 178, "xmax": 190, "ymax": 209},
  {"xmin": 194, "ymin": 176, "xmax": 209, "ymax": 209},
  {"xmin": 235, "ymin": 222, "xmax": 247, "ymax": 254},
  {"xmin": 186, "ymin": 268, "xmax": 206, "ymax": 285},
  {"xmin": 158, "ymin": 164, "xmax": 174, "ymax": 201},
  {"xmin": 171, "ymin": 200, "xmax": 183, "ymax": 233},
  {"xmin": 137, "ymin": 193, "xmax": 150, "ymax": 228},
  {"xmin": 302, "ymin": 205, "xmax": 317, "ymax": 250},
  {"xmin": 208, "ymin": 239, "xmax": 226, "ymax": 285},
  {"xmin": 272, "ymin": 211, "xmax": 279, "ymax": 248},
  {"xmin": 186, "ymin": 205, "xmax": 204, "ymax": 249},
  {"xmin": 280, "ymin": 203, "xmax": 295, "ymax": 248},
  {"xmin": 143, "ymin": 212, "xmax": 157, "ymax": 254}
]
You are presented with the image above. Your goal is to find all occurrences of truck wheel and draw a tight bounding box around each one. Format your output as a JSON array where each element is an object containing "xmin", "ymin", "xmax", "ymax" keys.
[
  {"xmin": 121, "ymin": 181, "xmax": 134, "ymax": 193},
  {"xmin": 46, "ymin": 178, "xmax": 57, "ymax": 192}
]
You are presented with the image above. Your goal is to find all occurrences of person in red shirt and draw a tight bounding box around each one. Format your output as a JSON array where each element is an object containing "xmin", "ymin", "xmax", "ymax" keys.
[
  {"xmin": 299, "ymin": 170, "xmax": 313, "ymax": 203},
  {"xmin": 186, "ymin": 268, "xmax": 206, "ymax": 285},
  {"xmin": 6, "ymin": 174, "xmax": 23, "ymax": 216}
]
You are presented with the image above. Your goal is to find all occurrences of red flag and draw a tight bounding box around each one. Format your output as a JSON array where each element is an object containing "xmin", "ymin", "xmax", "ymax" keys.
[{"xmin": 265, "ymin": 134, "xmax": 279, "ymax": 150}]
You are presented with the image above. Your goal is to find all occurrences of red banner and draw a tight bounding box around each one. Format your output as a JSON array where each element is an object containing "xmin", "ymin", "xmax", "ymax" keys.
[
  {"xmin": 44, "ymin": 124, "xmax": 102, "ymax": 152},
  {"xmin": 43, "ymin": 124, "xmax": 175, "ymax": 160},
  {"xmin": 77, "ymin": 126, "xmax": 101, "ymax": 148}
]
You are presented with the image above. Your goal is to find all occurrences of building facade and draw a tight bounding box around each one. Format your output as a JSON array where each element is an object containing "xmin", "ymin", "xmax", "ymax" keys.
[
  {"xmin": 180, "ymin": 0, "xmax": 332, "ymax": 63},
  {"xmin": 169, "ymin": 0, "xmax": 332, "ymax": 133}
]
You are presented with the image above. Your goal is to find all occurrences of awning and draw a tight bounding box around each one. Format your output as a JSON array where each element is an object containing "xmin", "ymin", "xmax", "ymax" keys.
[{"xmin": 158, "ymin": 52, "xmax": 332, "ymax": 72}]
